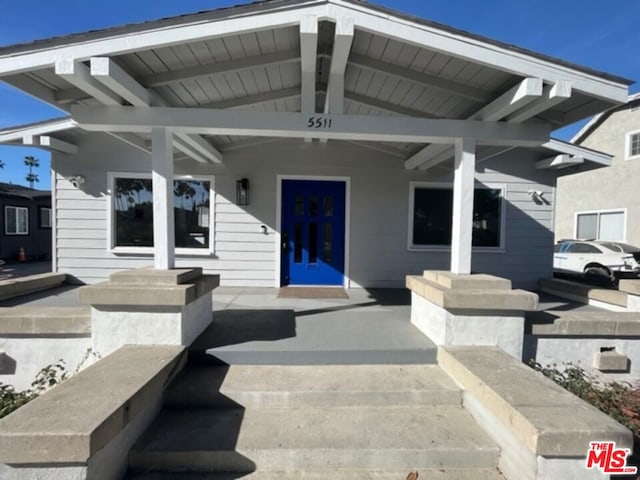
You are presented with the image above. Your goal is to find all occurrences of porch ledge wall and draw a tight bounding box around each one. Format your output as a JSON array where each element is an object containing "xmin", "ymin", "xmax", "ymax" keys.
[{"xmin": 407, "ymin": 271, "xmax": 538, "ymax": 359}]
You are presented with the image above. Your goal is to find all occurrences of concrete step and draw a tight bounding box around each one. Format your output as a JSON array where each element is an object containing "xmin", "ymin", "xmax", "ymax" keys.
[
  {"xmin": 126, "ymin": 468, "xmax": 505, "ymax": 479},
  {"xmin": 164, "ymin": 365, "xmax": 462, "ymax": 408},
  {"xmin": 0, "ymin": 272, "xmax": 66, "ymax": 301},
  {"xmin": 188, "ymin": 348, "xmax": 437, "ymax": 366},
  {"xmin": 129, "ymin": 405, "xmax": 500, "ymax": 473}
]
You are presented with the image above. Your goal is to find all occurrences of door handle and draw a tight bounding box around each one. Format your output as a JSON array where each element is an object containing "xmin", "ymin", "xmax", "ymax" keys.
[{"xmin": 282, "ymin": 233, "xmax": 288, "ymax": 251}]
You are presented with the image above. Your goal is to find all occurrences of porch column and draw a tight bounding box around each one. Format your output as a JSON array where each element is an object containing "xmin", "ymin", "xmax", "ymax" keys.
[
  {"xmin": 151, "ymin": 127, "xmax": 175, "ymax": 269},
  {"xmin": 450, "ymin": 138, "xmax": 476, "ymax": 274}
]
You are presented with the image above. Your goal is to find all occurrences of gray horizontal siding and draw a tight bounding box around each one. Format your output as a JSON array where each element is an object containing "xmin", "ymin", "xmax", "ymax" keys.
[{"xmin": 53, "ymin": 134, "xmax": 556, "ymax": 288}]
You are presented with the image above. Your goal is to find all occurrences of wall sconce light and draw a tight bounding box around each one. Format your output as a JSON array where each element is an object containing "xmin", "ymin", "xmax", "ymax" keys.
[{"xmin": 236, "ymin": 178, "xmax": 250, "ymax": 205}]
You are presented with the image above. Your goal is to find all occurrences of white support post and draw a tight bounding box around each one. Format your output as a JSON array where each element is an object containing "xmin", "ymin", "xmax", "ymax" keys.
[
  {"xmin": 450, "ymin": 138, "xmax": 476, "ymax": 275},
  {"xmin": 151, "ymin": 128, "xmax": 175, "ymax": 270}
]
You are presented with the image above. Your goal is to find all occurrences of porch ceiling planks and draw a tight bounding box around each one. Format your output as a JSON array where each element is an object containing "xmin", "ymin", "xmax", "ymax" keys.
[
  {"xmin": 0, "ymin": 0, "xmax": 630, "ymax": 160},
  {"xmin": 71, "ymin": 104, "xmax": 550, "ymax": 146}
]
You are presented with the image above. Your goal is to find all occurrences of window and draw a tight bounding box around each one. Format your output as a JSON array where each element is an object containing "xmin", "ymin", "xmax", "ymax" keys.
[
  {"xmin": 626, "ymin": 131, "xmax": 640, "ymax": 160},
  {"xmin": 5, "ymin": 206, "xmax": 29, "ymax": 235},
  {"xmin": 109, "ymin": 173, "xmax": 214, "ymax": 254},
  {"xmin": 409, "ymin": 183, "xmax": 505, "ymax": 250},
  {"xmin": 576, "ymin": 210, "xmax": 625, "ymax": 241},
  {"xmin": 566, "ymin": 243, "xmax": 602, "ymax": 254},
  {"xmin": 39, "ymin": 207, "xmax": 52, "ymax": 228}
]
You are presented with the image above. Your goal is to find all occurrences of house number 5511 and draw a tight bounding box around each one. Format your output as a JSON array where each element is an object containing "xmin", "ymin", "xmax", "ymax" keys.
[{"xmin": 306, "ymin": 116, "xmax": 333, "ymax": 129}]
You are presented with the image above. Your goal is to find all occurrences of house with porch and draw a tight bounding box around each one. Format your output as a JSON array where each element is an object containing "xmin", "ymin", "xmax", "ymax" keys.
[
  {"xmin": 0, "ymin": 0, "xmax": 629, "ymax": 291},
  {"xmin": 0, "ymin": 2, "xmax": 637, "ymax": 479}
]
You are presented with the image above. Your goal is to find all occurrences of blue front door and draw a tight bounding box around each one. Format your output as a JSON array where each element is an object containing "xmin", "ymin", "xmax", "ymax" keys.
[{"xmin": 281, "ymin": 180, "xmax": 346, "ymax": 286}]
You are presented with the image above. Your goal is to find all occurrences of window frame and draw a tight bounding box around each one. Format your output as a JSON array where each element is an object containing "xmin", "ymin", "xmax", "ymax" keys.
[
  {"xmin": 38, "ymin": 206, "xmax": 52, "ymax": 229},
  {"xmin": 625, "ymin": 130, "xmax": 640, "ymax": 161},
  {"xmin": 574, "ymin": 208, "xmax": 626, "ymax": 242},
  {"xmin": 107, "ymin": 172, "xmax": 215, "ymax": 256},
  {"xmin": 407, "ymin": 181, "xmax": 507, "ymax": 252},
  {"xmin": 4, "ymin": 205, "xmax": 29, "ymax": 236}
]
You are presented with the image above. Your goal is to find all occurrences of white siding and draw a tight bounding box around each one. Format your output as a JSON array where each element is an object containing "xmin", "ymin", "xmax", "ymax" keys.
[{"xmin": 54, "ymin": 133, "xmax": 556, "ymax": 289}]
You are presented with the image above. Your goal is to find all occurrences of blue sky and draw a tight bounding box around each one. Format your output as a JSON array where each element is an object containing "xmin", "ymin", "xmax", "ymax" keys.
[{"xmin": 0, "ymin": 0, "xmax": 638, "ymax": 190}]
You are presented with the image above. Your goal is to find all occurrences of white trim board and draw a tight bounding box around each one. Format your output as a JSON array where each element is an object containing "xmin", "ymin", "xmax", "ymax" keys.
[
  {"xmin": 106, "ymin": 171, "xmax": 216, "ymax": 256},
  {"xmin": 407, "ymin": 181, "xmax": 507, "ymax": 252},
  {"xmin": 275, "ymin": 175, "xmax": 351, "ymax": 289},
  {"xmin": 573, "ymin": 208, "xmax": 627, "ymax": 242}
]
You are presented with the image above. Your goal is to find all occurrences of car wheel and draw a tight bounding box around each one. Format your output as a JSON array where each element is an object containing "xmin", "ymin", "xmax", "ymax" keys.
[{"xmin": 584, "ymin": 265, "xmax": 614, "ymax": 285}]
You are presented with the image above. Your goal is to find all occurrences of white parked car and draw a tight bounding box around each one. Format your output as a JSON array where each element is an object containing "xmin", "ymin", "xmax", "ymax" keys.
[{"xmin": 553, "ymin": 240, "xmax": 640, "ymax": 282}]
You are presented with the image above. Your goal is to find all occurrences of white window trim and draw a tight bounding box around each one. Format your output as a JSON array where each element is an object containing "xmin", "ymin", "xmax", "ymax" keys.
[
  {"xmin": 407, "ymin": 181, "xmax": 507, "ymax": 252},
  {"xmin": 106, "ymin": 172, "xmax": 215, "ymax": 256},
  {"xmin": 39, "ymin": 207, "xmax": 52, "ymax": 229},
  {"xmin": 625, "ymin": 130, "xmax": 640, "ymax": 161},
  {"xmin": 4, "ymin": 206, "xmax": 29, "ymax": 236},
  {"xmin": 574, "ymin": 208, "xmax": 627, "ymax": 241}
]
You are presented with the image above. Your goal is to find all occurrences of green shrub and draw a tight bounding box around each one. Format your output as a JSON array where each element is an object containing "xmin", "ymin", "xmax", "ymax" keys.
[
  {"xmin": 0, "ymin": 360, "xmax": 67, "ymax": 419},
  {"xmin": 530, "ymin": 361, "xmax": 640, "ymax": 440}
]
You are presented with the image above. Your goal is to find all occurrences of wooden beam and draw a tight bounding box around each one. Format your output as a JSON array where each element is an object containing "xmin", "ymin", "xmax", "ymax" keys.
[
  {"xmin": 0, "ymin": 118, "xmax": 77, "ymax": 143},
  {"xmin": 344, "ymin": 91, "xmax": 439, "ymax": 118},
  {"xmin": 321, "ymin": 17, "xmax": 354, "ymax": 143},
  {"xmin": 105, "ymin": 132, "xmax": 151, "ymax": 154},
  {"xmin": 348, "ymin": 53, "xmax": 493, "ymax": 104},
  {"xmin": 471, "ymin": 77, "xmax": 543, "ymax": 121},
  {"xmin": 172, "ymin": 137, "xmax": 208, "ymax": 163},
  {"xmin": 22, "ymin": 135, "xmax": 78, "ymax": 154},
  {"xmin": 324, "ymin": 17, "xmax": 354, "ymax": 115},
  {"xmin": 300, "ymin": 16, "xmax": 318, "ymax": 115},
  {"xmin": 55, "ymin": 58, "xmax": 123, "ymax": 106},
  {"xmin": 405, "ymin": 77, "xmax": 543, "ymax": 170},
  {"xmin": 90, "ymin": 56, "xmax": 222, "ymax": 164},
  {"xmin": 141, "ymin": 49, "xmax": 300, "ymax": 87},
  {"xmin": 300, "ymin": 15, "xmax": 318, "ymax": 143},
  {"xmin": 175, "ymin": 134, "xmax": 222, "ymax": 164},
  {"xmin": 91, "ymin": 57, "xmax": 151, "ymax": 106},
  {"xmin": 506, "ymin": 81, "xmax": 572, "ymax": 123},
  {"xmin": 535, "ymin": 154, "xmax": 584, "ymax": 169},
  {"xmin": 71, "ymin": 104, "xmax": 550, "ymax": 145},
  {"xmin": 201, "ymin": 87, "xmax": 300, "ymax": 110},
  {"xmin": 544, "ymin": 139, "xmax": 611, "ymax": 166}
]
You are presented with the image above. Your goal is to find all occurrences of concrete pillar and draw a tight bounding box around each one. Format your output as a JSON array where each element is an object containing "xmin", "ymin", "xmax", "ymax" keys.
[
  {"xmin": 451, "ymin": 138, "xmax": 476, "ymax": 275},
  {"xmin": 151, "ymin": 127, "xmax": 175, "ymax": 270}
]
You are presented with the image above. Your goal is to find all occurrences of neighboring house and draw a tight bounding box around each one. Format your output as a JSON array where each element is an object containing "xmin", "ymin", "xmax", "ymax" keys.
[
  {"xmin": 0, "ymin": 182, "xmax": 52, "ymax": 262},
  {"xmin": 555, "ymin": 93, "xmax": 640, "ymax": 245},
  {"xmin": 0, "ymin": 0, "xmax": 630, "ymax": 289}
]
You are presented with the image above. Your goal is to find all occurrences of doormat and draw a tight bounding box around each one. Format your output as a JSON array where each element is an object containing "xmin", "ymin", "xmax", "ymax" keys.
[{"xmin": 278, "ymin": 287, "xmax": 349, "ymax": 299}]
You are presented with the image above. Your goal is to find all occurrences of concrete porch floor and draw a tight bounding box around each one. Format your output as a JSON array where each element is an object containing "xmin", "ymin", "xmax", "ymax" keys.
[
  {"xmin": 0, "ymin": 282, "xmax": 602, "ymax": 365},
  {"xmin": 196, "ymin": 287, "xmax": 438, "ymax": 365}
]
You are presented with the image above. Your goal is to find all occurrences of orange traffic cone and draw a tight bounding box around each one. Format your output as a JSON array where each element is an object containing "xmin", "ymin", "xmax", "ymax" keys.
[{"xmin": 17, "ymin": 246, "xmax": 26, "ymax": 262}]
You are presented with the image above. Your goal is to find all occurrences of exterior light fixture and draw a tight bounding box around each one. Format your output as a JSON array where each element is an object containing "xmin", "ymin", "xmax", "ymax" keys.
[{"xmin": 236, "ymin": 178, "xmax": 250, "ymax": 205}]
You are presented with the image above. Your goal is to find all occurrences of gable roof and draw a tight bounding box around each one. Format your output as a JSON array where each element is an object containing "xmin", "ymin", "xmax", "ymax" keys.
[
  {"xmin": 0, "ymin": 0, "xmax": 632, "ymax": 86},
  {"xmin": 571, "ymin": 92, "xmax": 640, "ymax": 144},
  {"xmin": 0, "ymin": 0, "xmax": 631, "ymax": 169}
]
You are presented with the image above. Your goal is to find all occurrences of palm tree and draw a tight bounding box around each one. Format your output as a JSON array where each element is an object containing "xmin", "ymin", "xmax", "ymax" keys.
[
  {"xmin": 25, "ymin": 173, "xmax": 39, "ymax": 189},
  {"xmin": 24, "ymin": 156, "xmax": 40, "ymax": 189},
  {"xmin": 0, "ymin": 160, "xmax": 4, "ymax": 169}
]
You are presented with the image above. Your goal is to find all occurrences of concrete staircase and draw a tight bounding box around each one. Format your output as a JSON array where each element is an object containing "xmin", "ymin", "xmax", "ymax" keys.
[{"xmin": 125, "ymin": 364, "xmax": 504, "ymax": 479}]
